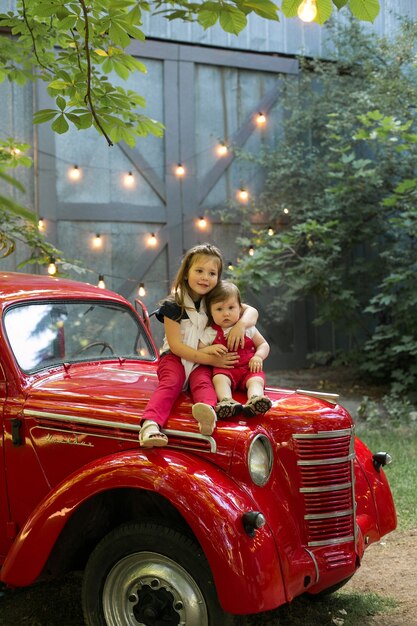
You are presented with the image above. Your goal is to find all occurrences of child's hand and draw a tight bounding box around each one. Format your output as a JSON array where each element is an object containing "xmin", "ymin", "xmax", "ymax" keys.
[
  {"xmin": 227, "ymin": 320, "xmax": 245, "ymax": 350},
  {"xmin": 212, "ymin": 351, "xmax": 239, "ymax": 369},
  {"xmin": 249, "ymin": 356, "xmax": 263, "ymax": 373},
  {"xmin": 200, "ymin": 344, "xmax": 228, "ymax": 356}
]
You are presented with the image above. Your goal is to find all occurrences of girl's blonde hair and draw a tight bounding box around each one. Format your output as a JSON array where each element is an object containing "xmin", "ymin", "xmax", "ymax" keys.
[
  {"xmin": 171, "ymin": 243, "xmax": 223, "ymax": 313},
  {"xmin": 205, "ymin": 280, "xmax": 242, "ymax": 324}
]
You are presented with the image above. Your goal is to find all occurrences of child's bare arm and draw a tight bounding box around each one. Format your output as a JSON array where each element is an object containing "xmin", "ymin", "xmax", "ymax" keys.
[{"xmin": 248, "ymin": 330, "xmax": 270, "ymax": 373}]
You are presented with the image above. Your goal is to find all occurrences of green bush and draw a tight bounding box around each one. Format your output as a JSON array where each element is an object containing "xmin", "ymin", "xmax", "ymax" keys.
[{"xmin": 232, "ymin": 19, "xmax": 417, "ymax": 394}]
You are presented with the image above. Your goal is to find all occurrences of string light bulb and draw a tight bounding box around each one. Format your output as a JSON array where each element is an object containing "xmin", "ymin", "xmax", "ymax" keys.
[
  {"xmin": 227, "ymin": 260, "xmax": 234, "ymax": 271},
  {"xmin": 138, "ymin": 282, "xmax": 146, "ymax": 297},
  {"xmin": 283, "ymin": 207, "xmax": 290, "ymax": 214},
  {"xmin": 98, "ymin": 274, "xmax": 106, "ymax": 289},
  {"xmin": 69, "ymin": 165, "xmax": 81, "ymax": 180},
  {"xmin": 297, "ymin": 0, "xmax": 317, "ymax": 22},
  {"xmin": 197, "ymin": 216, "xmax": 208, "ymax": 230},
  {"xmin": 268, "ymin": 226, "xmax": 274, "ymax": 236},
  {"xmin": 123, "ymin": 171, "xmax": 135, "ymax": 187},
  {"xmin": 93, "ymin": 233, "xmax": 102, "ymax": 248},
  {"xmin": 256, "ymin": 112, "xmax": 266, "ymax": 125},
  {"xmin": 237, "ymin": 188, "xmax": 249, "ymax": 202},
  {"xmin": 175, "ymin": 164, "xmax": 185, "ymax": 177},
  {"xmin": 248, "ymin": 246, "xmax": 255, "ymax": 257},
  {"xmin": 38, "ymin": 217, "xmax": 45, "ymax": 231},
  {"xmin": 216, "ymin": 142, "xmax": 228, "ymax": 156},
  {"xmin": 148, "ymin": 232, "xmax": 157, "ymax": 247},
  {"xmin": 47, "ymin": 257, "xmax": 57, "ymax": 275}
]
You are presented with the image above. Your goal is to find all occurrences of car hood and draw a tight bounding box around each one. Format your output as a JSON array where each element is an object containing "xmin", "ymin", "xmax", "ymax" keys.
[{"xmin": 23, "ymin": 361, "xmax": 161, "ymax": 425}]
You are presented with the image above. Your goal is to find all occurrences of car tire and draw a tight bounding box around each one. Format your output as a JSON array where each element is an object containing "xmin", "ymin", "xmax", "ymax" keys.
[{"xmin": 82, "ymin": 521, "xmax": 239, "ymax": 626}]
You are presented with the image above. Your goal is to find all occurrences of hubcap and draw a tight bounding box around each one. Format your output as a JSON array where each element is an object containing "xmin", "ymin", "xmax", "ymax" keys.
[{"xmin": 102, "ymin": 551, "xmax": 208, "ymax": 626}]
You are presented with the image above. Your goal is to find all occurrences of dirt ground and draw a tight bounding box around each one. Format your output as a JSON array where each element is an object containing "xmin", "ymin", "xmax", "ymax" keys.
[
  {"xmin": 343, "ymin": 528, "xmax": 417, "ymax": 626},
  {"xmin": 1, "ymin": 366, "xmax": 415, "ymax": 625}
]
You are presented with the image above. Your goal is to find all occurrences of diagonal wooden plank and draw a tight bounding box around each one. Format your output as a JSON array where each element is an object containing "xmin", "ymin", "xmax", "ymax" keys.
[
  {"xmin": 119, "ymin": 143, "xmax": 166, "ymax": 204},
  {"xmin": 117, "ymin": 226, "xmax": 168, "ymax": 298},
  {"xmin": 198, "ymin": 82, "xmax": 284, "ymax": 206}
]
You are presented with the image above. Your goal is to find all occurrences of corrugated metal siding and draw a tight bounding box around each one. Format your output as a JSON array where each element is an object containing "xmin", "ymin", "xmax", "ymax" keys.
[{"xmin": 142, "ymin": 0, "xmax": 417, "ymax": 57}]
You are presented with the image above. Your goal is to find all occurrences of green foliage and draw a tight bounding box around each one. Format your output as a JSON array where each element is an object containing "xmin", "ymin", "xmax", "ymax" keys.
[
  {"xmin": 232, "ymin": 20, "xmax": 417, "ymax": 392},
  {"xmin": 0, "ymin": 139, "xmax": 80, "ymax": 271}
]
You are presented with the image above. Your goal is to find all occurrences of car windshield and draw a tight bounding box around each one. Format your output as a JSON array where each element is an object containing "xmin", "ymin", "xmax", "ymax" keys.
[{"xmin": 4, "ymin": 300, "xmax": 156, "ymax": 373}]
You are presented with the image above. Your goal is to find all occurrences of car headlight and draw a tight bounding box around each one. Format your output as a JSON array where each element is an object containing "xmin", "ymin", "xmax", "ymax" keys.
[{"xmin": 248, "ymin": 434, "xmax": 273, "ymax": 486}]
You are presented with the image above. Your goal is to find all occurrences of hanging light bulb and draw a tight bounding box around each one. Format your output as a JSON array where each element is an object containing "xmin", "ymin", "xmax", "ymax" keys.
[
  {"xmin": 47, "ymin": 257, "xmax": 57, "ymax": 275},
  {"xmin": 38, "ymin": 217, "xmax": 45, "ymax": 231},
  {"xmin": 237, "ymin": 188, "xmax": 249, "ymax": 202},
  {"xmin": 93, "ymin": 233, "xmax": 102, "ymax": 248},
  {"xmin": 148, "ymin": 232, "xmax": 157, "ymax": 247},
  {"xmin": 268, "ymin": 225, "xmax": 274, "ymax": 236},
  {"xmin": 248, "ymin": 246, "xmax": 255, "ymax": 257},
  {"xmin": 123, "ymin": 171, "xmax": 135, "ymax": 187},
  {"xmin": 175, "ymin": 164, "xmax": 185, "ymax": 177},
  {"xmin": 98, "ymin": 274, "xmax": 106, "ymax": 289},
  {"xmin": 138, "ymin": 282, "xmax": 146, "ymax": 297},
  {"xmin": 216, "ymin": 142, "xmax": 228, "ymax": 157},
  {"xmin": 283, "ymin": 207, "xmax": 290, "ymax": 214},
  {"xmin": 256, "ymin": 112, "xmax": 266, "ymax": 125},
  {"xmin": 69, "ymin": 165, "xmax": 81, "ymax": 180},
  {"xmin": 197, "ymin": 216, "xmax": 208, "ymax": 230},
  {"xmin": 227, "ymin": 260, "xmax": 234, "ymax": 271},
  {"xmin": 297, "ymin": 0, "xmax": 317, "ymax": 22}
]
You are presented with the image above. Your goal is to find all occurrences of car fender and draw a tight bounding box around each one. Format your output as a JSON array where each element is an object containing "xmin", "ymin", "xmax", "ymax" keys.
[{"xmin": 1, "ymin": 448, "xmax": 285, "ymax": 614}]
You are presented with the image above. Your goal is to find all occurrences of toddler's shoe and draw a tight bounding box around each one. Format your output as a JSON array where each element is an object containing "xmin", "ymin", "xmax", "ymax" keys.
[
  {"xmin": 242, "ymin": 395, "xmax": 272, "ymax": 417},
  {"xmin": 192, "ymin": 403, "xmax": 217, "ymax": 435},
  {"xmin": 215, "ymin": 398, "xmax": 242, "ymax": 420}
]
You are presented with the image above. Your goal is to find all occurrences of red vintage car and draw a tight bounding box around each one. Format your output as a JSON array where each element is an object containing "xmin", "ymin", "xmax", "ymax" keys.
[{"xmin": 0, "ymin": 272, "xmax": 396, "ymax": 626}]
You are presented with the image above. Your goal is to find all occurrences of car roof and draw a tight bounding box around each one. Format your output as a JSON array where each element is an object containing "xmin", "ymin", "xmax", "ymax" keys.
[{"xmin": 0, "ymin": 272, "xmax": 126, "ymax": 308}]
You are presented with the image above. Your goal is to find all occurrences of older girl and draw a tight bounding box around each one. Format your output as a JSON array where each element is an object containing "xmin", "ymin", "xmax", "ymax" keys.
[{"xmin": 139, "ymin": 243, "xmax": 258, "ymax": 447}]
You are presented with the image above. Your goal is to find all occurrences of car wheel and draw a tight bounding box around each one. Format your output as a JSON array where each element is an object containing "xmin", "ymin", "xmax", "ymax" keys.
[{"xmin": 82, "ymin": 521, "xmax": 237, "ymax": 626}]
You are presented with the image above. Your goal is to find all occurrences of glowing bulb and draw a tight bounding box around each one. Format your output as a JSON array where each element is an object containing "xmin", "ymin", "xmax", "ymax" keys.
[
  {"xmin": 47, "ymin": 257, "xmax": 57, "ymax": 275},
  {"xmin": 123, "ymin": 171, "xmax": 135, "ymax": 187},
  {"xmin": 256, "ymin": 112, "xmax": 266, "ymax": 125},
  {"xmin": 283, "ymin": 207, "xmax": 289, "ymax": 214},
  {"xmin": 148, "ymin": 233, "xmax": 157, "ymax": 247},
  {"xmin": 98, "ymin": 275, "xmax": 106, "ymax": 289},
  {"xmin": 268, "ymin": 226, "xmax": 274, "ymax": 236},
  {"xmin": 69, "ymin": 165, "xmax": 81, "ymax": 180},
  {"xmin": 38, "ymin": 217, "xmax": 45, "ymax": 231},
  {"xmin": 93, "ymin": 233, "xmax": 102, "ymax": 248},
  {"xmin": 176, "ymin": 164, "xmax": 185, "ymax": 177},
  {"xmin": 11, "ymin": 147, "xmax": 21, "ymax": 155},
  {"xmin": 237, "ymin": 188, "xmax": 249, "ymax": 202},
  {"xmin": 197, "ymin": 216, "xmax": 207, "ymax": 230},
  {"xmin": 297, "ymin": 0, "xmax": 317, "ymax": 22},
  {"xmin": 217, "ymin": 143, "xmax": 228, "ymax": 156},
  {"xmin": 138, "ymin": 282, "xmax": 146, "ymax": 297},
  {"xmin": 227, "ymin": 260, "xmax": 234, "ymax": 271},
  {"xmin": 248, "ymin": 246, "xmax": 255, "ymax": 257}
]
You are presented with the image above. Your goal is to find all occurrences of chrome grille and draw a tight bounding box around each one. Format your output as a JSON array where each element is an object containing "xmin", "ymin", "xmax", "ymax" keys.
[{"xmin": 293, "ymin": 428, "xmax": 356, "ymax": 547}]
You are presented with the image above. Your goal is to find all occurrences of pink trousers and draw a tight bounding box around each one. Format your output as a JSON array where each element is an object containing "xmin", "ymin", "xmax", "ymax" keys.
[{"xmin": 142, "ymin": 353, "xmax": 217, "ymax": 427}]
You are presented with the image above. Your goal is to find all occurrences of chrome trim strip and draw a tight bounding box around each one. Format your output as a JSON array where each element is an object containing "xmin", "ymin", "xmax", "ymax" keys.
[
  {"xmin": 305, "ymin": 509, "xmax": 353, "ymax": 521},
  {"xmin": 296, "ymin": 389, "xmax": 340, "ymax": 403},
  {"xmin": 300, "ymin": 482, "xmax": 352, "ymax": 493},
  {"xmin": 293, "ymin": 429, "xmax": 352, "ymax": 439},
  {"xmin": 304, "ymin": 548, "xmax": 320, "ymax": 584},
  {"xmin": 297, "ymin": 453, "xmax": 355, "ymax": 466},
  {"xmin": 308, "ymin": 535, "xmax": 355, "ymax": 548},
  {"xmin": 24, "ymin": 410, "xmax": 216, "ymax": 452}
]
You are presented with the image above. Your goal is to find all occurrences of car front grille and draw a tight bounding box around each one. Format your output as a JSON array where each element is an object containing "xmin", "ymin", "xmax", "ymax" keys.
[{"xmin": 292, "ymin": 428, "xmax": 356, "ymax": 547}]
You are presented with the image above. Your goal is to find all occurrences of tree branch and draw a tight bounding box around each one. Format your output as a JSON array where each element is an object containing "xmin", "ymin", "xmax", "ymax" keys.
[{"xmin": 78, "ymin": 0, "xmax": 113, "ymax": 146}]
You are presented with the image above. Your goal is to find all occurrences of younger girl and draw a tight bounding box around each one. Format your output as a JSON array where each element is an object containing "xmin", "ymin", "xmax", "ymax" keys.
[{"xmin": 139, "ymin": 243, "xmax": 258, "ymax": 447}]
